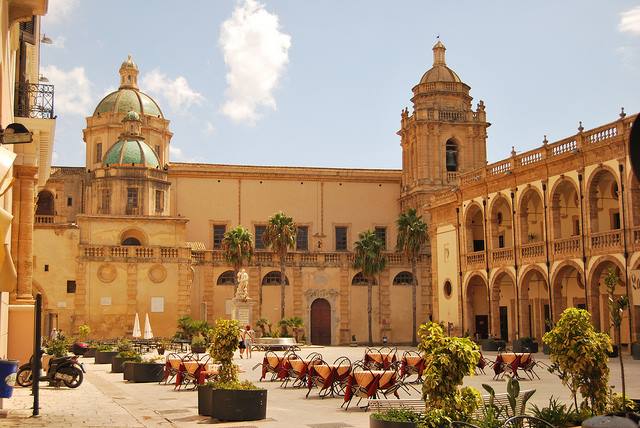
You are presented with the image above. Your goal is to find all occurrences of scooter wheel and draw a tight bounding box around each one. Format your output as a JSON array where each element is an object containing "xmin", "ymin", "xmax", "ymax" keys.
[
  {"xmin": 16, "ymin": 367, "xmax": 33, "ymax": 387},
  {"xmin": 62, "ymin": 367, "xmax": 83, "ymax": 388}
]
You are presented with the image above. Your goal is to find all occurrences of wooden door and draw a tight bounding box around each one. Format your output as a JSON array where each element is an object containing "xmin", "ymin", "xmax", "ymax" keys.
[{"xmin": 310, "ymin": 298, "xmax": 331, "ymax": 345}]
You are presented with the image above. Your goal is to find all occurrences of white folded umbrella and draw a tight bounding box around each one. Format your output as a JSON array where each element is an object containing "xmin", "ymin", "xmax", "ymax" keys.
[
  {"xmin": 132, "ymin": 313, "xmax": 141, "ymax": 338},
  {"xmin": 143, "ymin": 313, "xmax": 153, "ymax": 339}
]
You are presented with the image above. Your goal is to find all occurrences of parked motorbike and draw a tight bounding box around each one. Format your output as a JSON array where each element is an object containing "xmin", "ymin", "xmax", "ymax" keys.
[{"xmin": 16, "ymin": 353, "xmax": 85, "ymax": 388}]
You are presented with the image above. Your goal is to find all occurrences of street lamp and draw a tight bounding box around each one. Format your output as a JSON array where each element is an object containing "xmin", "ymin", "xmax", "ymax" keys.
[{"xmin": 40, "ymin": 34, "xmax": 53, "ymax": 44}]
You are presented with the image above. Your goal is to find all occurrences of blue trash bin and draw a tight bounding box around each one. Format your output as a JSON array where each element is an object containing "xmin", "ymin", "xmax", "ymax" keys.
[{"xmin": 0, "ymin": 360, "xmax": 19, "ymax": 398}]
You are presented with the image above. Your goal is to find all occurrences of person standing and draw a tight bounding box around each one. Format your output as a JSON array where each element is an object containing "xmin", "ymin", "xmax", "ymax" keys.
[
  {"xmin": 244, "ymin": 325, "xmax": 255, "ymax": 359},
  {"xmin": 238, "ymin": 327, "xmax": 246, "ymax": 359}
]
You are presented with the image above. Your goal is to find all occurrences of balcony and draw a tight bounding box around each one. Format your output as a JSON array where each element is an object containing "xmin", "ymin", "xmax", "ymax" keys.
[
  {"xmin": 81, "ymin": 245, "xmax": 190, "ymax": 262},
  {"xmin": 465, "ymin": 251, "xmax": 485, "ymax": 270},
  {"xmin": 491, "ymin": 248, "xmax": 514, "ymax": 266},
  {"xmin": 520, "ymin": 242, "xmax": 545, "ymax": 263},
  {"xmin": 590, "ymin": 230, "xmax": 622, "ymax": 255},
  {"xmin": 34, "ymin": 215, "xmax": 54, "ymax": 224},
  {"xmin": 553, "ymin": 237, "xmax": 580, "ymax": 258},
  {"xmin": 14, "ymin": 83, "xmax": 54, "ymax": 119}
]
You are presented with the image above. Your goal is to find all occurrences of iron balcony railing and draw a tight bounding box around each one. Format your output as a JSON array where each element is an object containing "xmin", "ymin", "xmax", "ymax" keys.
[{"xmin": 14, "ymin": 82, "xmax": 55, "ymax": 119}]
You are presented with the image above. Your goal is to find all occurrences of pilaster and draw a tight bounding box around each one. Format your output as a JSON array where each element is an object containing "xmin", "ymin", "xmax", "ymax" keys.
[
  {"xmin": 379, "ymin": 269, "xmax": 391, "ymax": 339},
  {"xmin": 11, "ymin": 165, "xmax": 38, "ymax": 303},
  {"xmin": 202, "ymin": 265, "xmax": 215, "ymax": 323},
  {"xmin": 339, "ymin": 265, "xmax": 350, "ymax": 344},
  {"xmin": 292, "ymin": 266, "xmax": 303, "ymax": 318},
  {"xmin": 176, "ymin": 262, "xmax": 192, "ymax": 318},
  {"xmin": 248, "ymin": 266, "xmax": 260, "ymax": 321}
]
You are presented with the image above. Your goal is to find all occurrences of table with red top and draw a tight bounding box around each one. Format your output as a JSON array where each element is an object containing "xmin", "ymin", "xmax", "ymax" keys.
[
  {"xmin": 306, "ymin": 364, "xmax": 351, "ymax": 398},
  {"xmin": 493, "ymin": 352, "xmax": 531, "ymax": 379},
  {"xmin": 260, "ymin": 354, "xmax": 289, "ymax": 380},
  {"xmin": 364, "ymin": 351, "xmax": 397, "ymax": 369},
  {"xmin": 343, "ymin": 370, "xmax": 396, "ymax": 404}
]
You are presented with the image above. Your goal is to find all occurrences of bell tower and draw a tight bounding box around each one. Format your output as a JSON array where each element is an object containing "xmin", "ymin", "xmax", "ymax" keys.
[{"xmin": 398, "ymin": 41, "xmax": 489, "ymax": 209}]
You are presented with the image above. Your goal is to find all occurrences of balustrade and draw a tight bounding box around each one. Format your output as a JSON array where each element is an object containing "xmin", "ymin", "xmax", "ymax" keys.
[
  {"xmin": 520, "ymin": 242, "xmax": 545, "ymax": 261},
  {"xmin": 34, "ymin": 215, "xmax": 54, "ymax": 224},
  {"xmin": 446, "ymin": 171, "xmax": 459, "ymax": 183},
  {"xmin": 553, "ymin": 236, "xmax": 580, "ymax": 257},
  {"xmin": 590, "ymin": 230, "xmax": 622, "ymax": 252},
  {"xmin": 491, "ymin": 248, "xmax": 513, "ymax": 265},
  {"xmin": 466, "ymin": 251, "xmax": 485, "ymax": 269}
]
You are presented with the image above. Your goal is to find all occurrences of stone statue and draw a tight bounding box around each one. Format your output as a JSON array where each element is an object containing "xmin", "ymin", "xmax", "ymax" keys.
[{"xmin": 235, "ymin": 268, "xmax": 249, "ymax": 301}]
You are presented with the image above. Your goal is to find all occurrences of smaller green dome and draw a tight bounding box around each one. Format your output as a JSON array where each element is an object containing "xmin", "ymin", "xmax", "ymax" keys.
[
  {"xmin": 103, "ymin": 139, "xmax": 160, "ymax": 168},
  {"xmin": 123, "ymin": 110, "xmax": 140, "ymax": 122}
]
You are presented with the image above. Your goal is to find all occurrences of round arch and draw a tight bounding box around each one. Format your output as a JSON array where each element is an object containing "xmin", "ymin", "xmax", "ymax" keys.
[
  {"xmin": 488, "ymin": 194, "xmax": 513, "ymax": 249},
  {"xmin": 549, "ymin": 178, "xmax": 581, "ymax": 240},
  {"xmin": 216, "ymin": 270, "xmax": 236, "ymax": 285},
  {"xmin": 586, "ymin": 167, "xmax": 621, "ymax": 233},
  {"xmin": 585, "ymin": 165, "xmax": 621, "ymax": 198},
  {"xmin": 519, "ymin": 264, "xmax": 547, "ymax": 288},
  {"xmin": 36, "ymin": 190, "xmax": 55, "ymax": 216},
  {"xmin": 351, "ymin": 271, "xmax": 377, "ymax": 286},
  {"xmin": 262, "ymin": 271, "xmax": 289, "ymax": 285},
  {"xmin": 465, "ymin": 273, "xmax": 489, "ymax": 340},
  {"xmin": 518, "ymin": 187, "xmax": 545, "ymax": 244},
  {"xmin": 588, "ymin": 255, "xmax": 626, "ymax": 332},
  {"xmin": 550, "ymin": 259, "xmax": 584, "ymax": 287},
  {"xmin": 119, "ymin": 228, "xmax": 148, "ymax": 246},
  {"xmin": 490, "ymin": 267, "xmax": 517, "ymax": 290},
  {"xmin": 392, "ymin": 271, "xmax": 414, "ymax": 285},
  {"xmin": 548, "ymin": 176, "xmax": 580, "ymax": 203},
  {"xmin": 464, "ymin": 202, "xmax": 485, "ymax": 253}
]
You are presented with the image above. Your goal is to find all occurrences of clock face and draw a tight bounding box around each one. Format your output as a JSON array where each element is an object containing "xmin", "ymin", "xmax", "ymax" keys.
[{"xmin": 630, "ymin": 115, "xmax": 640, "ymax": 180}]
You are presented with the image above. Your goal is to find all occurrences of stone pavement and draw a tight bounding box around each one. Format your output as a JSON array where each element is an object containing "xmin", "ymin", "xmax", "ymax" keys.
[{"xmin": 1, "ymin": 346, "xmax": 639, "ymax": 427}]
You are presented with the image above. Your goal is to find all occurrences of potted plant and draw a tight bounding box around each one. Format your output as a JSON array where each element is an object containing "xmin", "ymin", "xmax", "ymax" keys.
[
  {"xmin": 113, "ymin": 349, "xmax": 141, "ymax": 374},
  {"xmin": 513, "ymin": 336, "xmax": 539, "ymax": 353},
  {"xmin": 157, "ymin": 338, "xmax": 170, "ymax": 356},
  {"xmin": 123, "ymin": 356, "xmax": 164, "ymax": 383},
  {"xmin": 205, "ymin": 318, "xmax": 267, "ymax": 421},
  {"xmin": 72, "ymin": 324, "xmax": 91, "ymax": 355},
  {"xmin": 191, "ymin": 334, "xmax": 207, "ymax": 354},
  {"xmin": 480, "ymin": 336, "xmax": 506, "ymax": 352},
  {"xmin": 370, "ymin": 409, "xmax": 426, "ymax": 428},
  {"xmin": 351, "ymin": 334, "xmax": 358, "ymax": 347},
  {"xmin": 94, "ymin": 344, "xmax": 118, "ymax": 364}
]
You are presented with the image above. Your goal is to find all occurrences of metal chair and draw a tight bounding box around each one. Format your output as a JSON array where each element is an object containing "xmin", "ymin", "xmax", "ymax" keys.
[
  {"xmin": 400, "ymin": 350, "xmax": 424, "ymax": 383},
  {"xmin": 160, "ymin": 353, "xmax": 181, "ymax": 385},
  {"xmin": 332, "ymin": 356, "xmax": 352, "ymax": 396}
]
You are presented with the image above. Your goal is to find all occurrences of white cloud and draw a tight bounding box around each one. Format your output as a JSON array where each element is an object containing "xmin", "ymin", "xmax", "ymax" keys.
[
  {"xmin": 41, "ymin": 65, "xmax": 92, "ymax": 116},
  {"xmin": 169, "ymin": 146, "xmax": 200, "ymax": 163},
  {"xmin": 204, "ymin": 121, "xmax": 216, "ymax": 136},
  {"xmin": 48, "ymin": 35, "xmax": 66, "ymax": 49},
  {"xmin": 219, "ymin": 0, "xmax": 291, "ymax": 124},
  {"xmin": 620, "ymin": 6, "xmax": 640, "ymax": 35},
  {"xmin": 141, "ymin": 70, "xmax": 204, "ymax": 112},
  {"xmin": 43, "ymin": 0, "xmax": 78, "ymax": 25}
]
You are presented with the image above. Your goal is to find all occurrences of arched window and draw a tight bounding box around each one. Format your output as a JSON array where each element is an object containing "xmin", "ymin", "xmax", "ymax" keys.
[
  {"xmin": 121, "ymin": 237, "xmax": 141, "ymax": 246},
  {"xmin": 217, "ymin": 270, "xmax": 236, "ymax": 286},
  {"xmin": 393, "ymin": 271, "xmax": 414, "ymax": 285},
  {"xmin": 36, "ymin": 191, "xmax": 54, "ymax": 216},
  {"xmin": 262, "ymin": 271, "xmax": 289, "ymax": 285},
  {"xmin": 351, "ymin": 272, "xmax": 377, "ymax": 286},
  {"xmin": 445, "ymin": 139, "xmax": 458, "ymax": 172}
]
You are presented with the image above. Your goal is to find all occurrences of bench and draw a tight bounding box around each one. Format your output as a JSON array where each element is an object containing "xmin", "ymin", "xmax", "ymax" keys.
[
  {"xmin": 251, "ymin": 337, "xmax": 301, "ymax": 352},
  {"xmin": 368, "ymin": 390, "xmax": 532, "ymax": 421}
]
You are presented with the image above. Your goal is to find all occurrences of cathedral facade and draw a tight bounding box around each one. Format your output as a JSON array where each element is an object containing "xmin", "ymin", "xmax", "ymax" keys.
[{"xmin": 32, "ymin": 42, "xmax": 639, "ymax": 346}]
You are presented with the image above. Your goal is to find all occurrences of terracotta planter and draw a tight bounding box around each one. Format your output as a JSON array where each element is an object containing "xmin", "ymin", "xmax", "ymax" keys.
[
  {"xmin": 370, "ymin": 415, "xmax": 418, "ymax": 428},
  {"xmin": 198, "ymin": 385, "xmax": 213, "ymax": 416},
  {"xmin": 210, "ymin": 389, "xmax": 267, "ymax": 421},
  {"xmin": 123, "ymin": 362, "xmax": 164, "ymax": 383},
  {"xmin": 95, "ymin": 350, "xmax": 118, "ymax": 364}
]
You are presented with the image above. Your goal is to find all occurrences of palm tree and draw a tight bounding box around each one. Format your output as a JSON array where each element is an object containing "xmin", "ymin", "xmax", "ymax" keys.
[
  {"xmin": 396, "ymin": 208, "xmax": 428, "ymax": 346},
  {"xmin": 221, "ymin": 226, "xmax": 254, "ymax": 294},
  {"xmin": 263, "ymin": 212, "xmax": 297, "ymax": 320},
  {"xmin": 353, "ymin": 230, "xmax": 387, "ymax": 346}
]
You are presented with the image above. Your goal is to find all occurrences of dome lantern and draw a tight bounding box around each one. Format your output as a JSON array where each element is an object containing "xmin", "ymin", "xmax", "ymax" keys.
[
  {"xmin": 122, "ymin": 110, "xmax": 142, "ymax": 138},
  {"xmin": 433, "ymin": 40, "xmax": 446, "ymax": 66},
  {"xmin": 119, "ymin": 54, "xmax": 139, "ymax": 90}
]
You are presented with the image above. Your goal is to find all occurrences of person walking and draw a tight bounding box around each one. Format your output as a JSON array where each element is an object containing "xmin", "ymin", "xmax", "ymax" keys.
[
  {"xmin": 243, "ymin": 325, "xmax": 255, "ymax": 359},
  {"xmin": 238, "ymin": 327, "xmax": 246, "ymax": 359}
]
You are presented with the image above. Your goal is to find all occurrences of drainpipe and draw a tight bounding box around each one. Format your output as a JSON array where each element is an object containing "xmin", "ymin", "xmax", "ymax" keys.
[
  {"xmin": 542, "ymin": 182, "xmax": 554, "ymax": 324},
  {"xmin": 482, "ymin": 198, "xmax": 492, "ymax": 336},
  {"xmin": 456, "ymin": 207, "xmax": 464, "ymax": 334},
  {"xmin": 511, "ymin": 191, "xmax": 520, "ymax": 340},
  {"xmin": 578, "ymin": 173, "xmax": 589, "ymax": 310},
  {"xmin": 619, "ymin": 163, "xmax": 635, "ymax": 347}
]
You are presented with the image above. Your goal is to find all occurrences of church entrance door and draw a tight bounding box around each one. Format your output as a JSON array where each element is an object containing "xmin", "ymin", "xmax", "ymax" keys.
[{"xmin": 310, "ymin": 298, "xmax": 331, "ymax": 345}]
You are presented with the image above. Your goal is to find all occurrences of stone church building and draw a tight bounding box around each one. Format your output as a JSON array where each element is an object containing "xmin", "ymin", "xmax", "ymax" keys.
[{"xmin": 32, "ymin": 42, "xmax": 639, "ymax": 346}]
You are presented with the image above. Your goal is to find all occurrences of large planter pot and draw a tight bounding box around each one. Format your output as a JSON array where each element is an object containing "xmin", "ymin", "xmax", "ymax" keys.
[
  {"xmin": 631, "ymin": 342, "xmax": 640, "ymax": 360},
  {"xmin": 582, "ymin": 415, "xmax": 637, "ymax": 428},
  {"xmin": 84, "ymin": 347, "xmax": 97, "ymax": 358},
  {"xmin": 608, "ymin": 345, "xmax": 619, "ymax": 358},
  {"xmin": 210, "ymin": 388, "xmax": 267, "ymax": 422},
  {"xmin": 111, "ymin": 356, "xmax": 127, "ymax": 373},
  {"xmin": 198, "ymin": 385, "xmax": 213, "ymax": 416},
  {"xmin": 481, "ymin": 339, "xmax": 505, "ymax": 352},
  {"xmin": 512, "ymin": 339, "xmax": 538, "ymax": 353},
  {"xmin": 370, "ymin": 415, "xmax": 418, "ymax": 428},
  {"xmin": 95, "ymin": 350, "xmax": 118, "ymax": 364},
  {"xmin": 191, "ymin": 345, "xmax": 206, "ymax": 354},
  {"xmin": 124, "ymin": 362, "xmax": 164, "ymax": 383}
]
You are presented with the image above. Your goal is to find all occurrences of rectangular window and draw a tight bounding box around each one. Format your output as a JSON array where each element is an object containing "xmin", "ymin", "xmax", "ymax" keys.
[
  {"xmin": 612, "ymin": 212, "xmax": 621, "ymax": 230},
  {"xmin": 296, "ymin": 226, "xmax": 308, "ymax": 251},
  {"xmin": 335, "ymin": 226, "xmax": 348, "ymax": 251},
  {"xmin": 66, "ymin": 280, "xmax": 76, "ymax": 294},
  {"xmin": 100, "ymin": 189, "xmax": 110, "ymax": 213},
  {"xmin": 67, "ymin": 197, "xmax": 72, "ymax": 207},
  {"xmin": 573, "ymin": 218, "xmax": 580, "ymax": 236},
  {"xmin": 498, "ymin": 235, "xmax": 505, "ymax": 249},
  {"xmin": 96, "ymin": 143, "xmax": 102, "ymax": 163},
  {"xmin": 126, "ymin": 188, "xmax": 139, "ymax": 214},
  {"xmin": 374, "ymin": 226, "xmax": 387, "ymax": 250},
  {"xmin": 213, "ymin": 225, "xmax": 226, "ymax": 249},
  {"xmin": 255, "ymin": 225, "xmax": 266, "ymax": 250},
  {"xmin": 44, "ymin": 264, "xmax": 49, "ymax": 272},
  {"xmin": 155, "ymin": 190, "xmax": 164, "ymax": 213},
  {"xmin": 473, "ymin": 240, "xmax": 485, "ymax": 252}
]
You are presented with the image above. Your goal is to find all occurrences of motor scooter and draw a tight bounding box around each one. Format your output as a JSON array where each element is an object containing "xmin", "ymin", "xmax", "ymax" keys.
[{"xmin": 16, "ymin": 352, "xmax": 85, "ymax": 388}]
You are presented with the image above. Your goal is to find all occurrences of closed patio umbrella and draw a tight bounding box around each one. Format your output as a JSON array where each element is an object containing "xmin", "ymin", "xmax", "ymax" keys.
[
  {"xmin": 143, "ymin": 313, "xmax": 153, "ymax": 339},
  {"xmin": 132, "ymin": 313, "xmax": 141, "ymax": 338}
]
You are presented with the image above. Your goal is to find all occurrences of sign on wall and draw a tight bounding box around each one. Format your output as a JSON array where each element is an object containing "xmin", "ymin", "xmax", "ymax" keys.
[
  {"xmin": 151, "ymin": 296, "xmax": 164, "ymax": 313},
  {"xmin": 100, "ymin": 296, "xmax": 112, "ymax": 306}
]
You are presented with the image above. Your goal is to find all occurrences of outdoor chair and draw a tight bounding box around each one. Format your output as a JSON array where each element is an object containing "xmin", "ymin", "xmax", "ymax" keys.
[
  {"xmin": 520, "ymin": 355, "xmax": 541, "ymax": 380},
  {"xmin": 342, "ymin": 365, "xmax": 378, "ymax": 410},
  {"xmin": 280, "ymin": 351, "xmax": 302, "ymax": 388},
  {"xmin": 376, "ymin": 363, "xmax": 402, "ymax": 399},
  {"xmin": 400, "ymin": 350, "xmax": 424, "ymax": 383},
  {"xmin": 160, "ymin": 353, "xmax": 182, "ymax": 385},
  {"xmin": 502, "ymin": 416, "xmax": 555, "ymax": 427},
  {"xmin": 254, "ymin": 350, "xmax": 286, "ymax": 381},
  {"xmin": 175, "ymin": 353, "xmax": 198, "ymax": 390},
  {"xmin": 331, "ymin": 356, "xmax": 352, "ymax": 396}
]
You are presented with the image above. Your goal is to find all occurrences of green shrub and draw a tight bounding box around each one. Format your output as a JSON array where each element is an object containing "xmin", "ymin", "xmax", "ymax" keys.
[
  {"xmin": 44, "ymin": 334, "xmax": 71, "ymax": 357},
  {"xmin": 207, "ymin": 380, "xmax": 258, "ymax": 390},
  {"xmin": 543, "ymin": 308, "xmax": 610, "ymax": 414},
  {"xmin": 209, "ymin": 319, "xmax": 241, "ymax": 384},
  {"xmin": 78, "ymin": 324, "xmax": 91, "ymax": 340},
  {"xmin": 96, "ymin": 343, "xmax": 116, "ymax": 352},
  {"xmin": 418, "ymin": 321, "xmax": 481, "ymax": 420},
  {"xmin": 117, "ymin": 349, "xmax": 142, "ymax": 363},
  {"xmin": 531, "ymin": 397, "xmax": 578, "ymax": 428},
  {"xmin": 371, "ymin": 408, "xmax": 424, "ymax": 422},
  {"xmin": 116, "ymin": 339, "xmax": 133, "ymax": 353}
]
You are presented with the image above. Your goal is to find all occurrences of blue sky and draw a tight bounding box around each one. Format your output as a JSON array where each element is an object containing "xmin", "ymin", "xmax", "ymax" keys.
[{"xmin": 42, "ymin": 0, "xmax": 640, "ymax": 168}]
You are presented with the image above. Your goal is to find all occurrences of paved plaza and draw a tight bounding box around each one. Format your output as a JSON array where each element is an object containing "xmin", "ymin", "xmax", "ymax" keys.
[{"xmin": 1, "ymin": 346, "xmax": 639, "ymax": 427}]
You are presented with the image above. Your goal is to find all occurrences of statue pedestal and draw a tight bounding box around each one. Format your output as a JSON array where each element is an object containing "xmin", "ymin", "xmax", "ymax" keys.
[{"xmin": 231, "ymin": 298, "xmax": 256, "ymax": 327}]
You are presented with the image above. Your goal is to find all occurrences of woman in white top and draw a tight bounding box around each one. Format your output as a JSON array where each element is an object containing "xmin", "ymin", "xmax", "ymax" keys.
[{"xmin": 243, "ymin": 325, "xmax": 255, "ymax": 359}]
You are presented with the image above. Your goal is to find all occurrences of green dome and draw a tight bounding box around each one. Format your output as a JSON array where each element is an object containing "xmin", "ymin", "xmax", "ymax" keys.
[
  {"xmin": 123, "ymin": 110, "xmax": 140, "ymax": 122},
  {"xmin": 103, "ymin": 139, "xmax": 160, "ymax": 168},
  {"xmin": 94, "ymin": 88, "xmax": 163, "ymax": 117}
]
